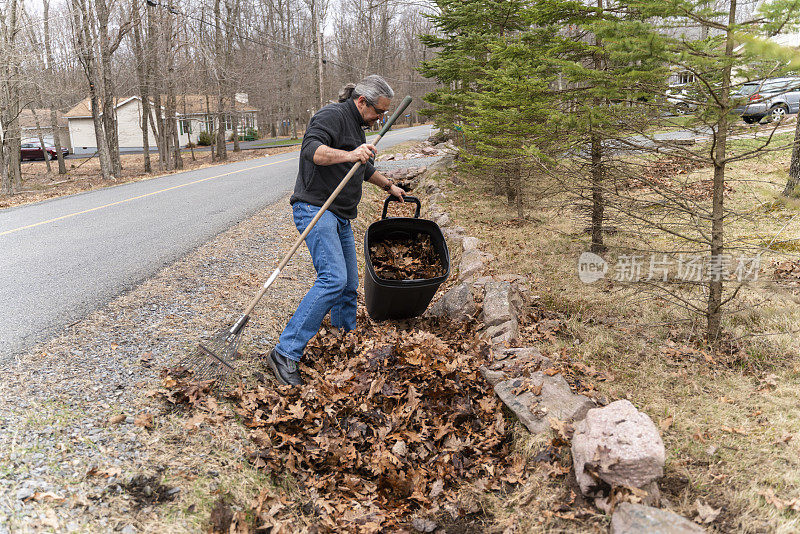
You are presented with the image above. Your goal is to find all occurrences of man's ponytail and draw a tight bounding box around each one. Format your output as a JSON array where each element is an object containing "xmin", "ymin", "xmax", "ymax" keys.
[{"xmin": 338, "ymin": 83, "xmax": 356, "ymax": 102}]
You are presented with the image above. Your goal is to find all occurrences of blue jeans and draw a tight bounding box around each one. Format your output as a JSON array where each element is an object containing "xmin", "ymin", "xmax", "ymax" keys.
[{"xmin": 274, "ymin": 202, "xmax": 358, "ymax": 362}]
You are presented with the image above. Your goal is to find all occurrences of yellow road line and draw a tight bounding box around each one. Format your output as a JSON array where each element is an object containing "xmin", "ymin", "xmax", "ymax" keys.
[{"xmin": 0, "ymin": 157, "xmax": 297, "ymax": 238}]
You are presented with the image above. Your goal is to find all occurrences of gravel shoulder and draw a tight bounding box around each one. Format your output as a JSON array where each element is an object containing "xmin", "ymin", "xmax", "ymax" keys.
[{"xmin": 0, "ymin": 195, "xmax": 316, "ymax": 533}]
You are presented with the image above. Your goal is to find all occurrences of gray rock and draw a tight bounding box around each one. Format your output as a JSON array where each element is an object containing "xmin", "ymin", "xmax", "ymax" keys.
[
  {"xmin": 411, "ymin": 518, "xmax": 438, "ymax": 533},
  {"xmin": 493, "ymin": 372, "xmax": 594, "ymax": 434},
  {"xmin": 462, "ymin": 236, "xmax": 480, "ymax": 252},
  {"xmin": 485, "ymin": 320, "xmax": 519, "ymax": 345},
  {"xmin": 610, "ymin": 503, "xmax": 705, "ymax": 534},
  {"xmin": 435, "ymin": 213, "xmax": 451, "ymax": 227},
  {"xmin": 442, "ymin": 228, "xmax": 465, "ymax": 241},
  {"xmin": 459, "ymin": 249, "xmax": 486, "ymax": 281},
  {"xmin": 15, "ymin": 486, "xmax": 34, "ymax": 501},
  {"xmin": 482, "ymin": 281, "xmax": 523, "ymax": 327},
  {"xmin": 572, "ymin": 400, "xmax": 665, "ymax": 496},
  {"xmin": 426, "ymin": 282, "xmax": 477, "ymax": 322},
  {"xmin": 120, "ymin": 525, "xmax": 138, "ymax": 534},
  {"xmin": 480, "ymin": 347, "xmax": 552, "ymax": 386}
]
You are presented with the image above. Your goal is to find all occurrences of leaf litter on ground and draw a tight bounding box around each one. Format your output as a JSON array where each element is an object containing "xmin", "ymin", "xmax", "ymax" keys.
[{"xmin": 159, "ymin": 315, "xmax": 530, "ymax": 532}]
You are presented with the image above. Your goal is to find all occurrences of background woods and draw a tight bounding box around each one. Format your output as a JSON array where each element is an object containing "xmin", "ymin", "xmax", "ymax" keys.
[{"xmin": 0, "ymin": 0, "xmax": 436, "ymax": 189}]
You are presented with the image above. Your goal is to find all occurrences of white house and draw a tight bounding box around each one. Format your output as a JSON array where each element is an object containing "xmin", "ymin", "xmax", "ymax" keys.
[{"xmin": 65, "ymin": 94, "xmax": 259, "ymax": 155}]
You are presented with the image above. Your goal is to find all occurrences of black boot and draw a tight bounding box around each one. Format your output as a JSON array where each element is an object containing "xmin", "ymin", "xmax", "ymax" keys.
[{"xmin": 266, "ymin": 349, "xmax": 304, "ymax": 386}]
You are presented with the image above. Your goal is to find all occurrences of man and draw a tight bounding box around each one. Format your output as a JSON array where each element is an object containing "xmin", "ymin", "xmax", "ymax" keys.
[{"xmin": 267, "ymin": 75, "xmax": 405, "ymax": 386}]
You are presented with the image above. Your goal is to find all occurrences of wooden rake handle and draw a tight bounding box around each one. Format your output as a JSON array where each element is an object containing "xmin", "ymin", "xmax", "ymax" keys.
[{"xmin": 241, "ymin": 95, "xmax": 414, "ymax": 318}]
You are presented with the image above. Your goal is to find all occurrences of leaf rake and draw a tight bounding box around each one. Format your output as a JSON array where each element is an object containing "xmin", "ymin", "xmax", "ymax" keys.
[{"xmin": 179, "ymin": 96, "xmax": 413, "ymax": 382}]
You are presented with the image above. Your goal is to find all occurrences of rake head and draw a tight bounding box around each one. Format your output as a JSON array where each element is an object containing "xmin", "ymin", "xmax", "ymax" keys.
[{"xmin": 179, "ymin": 315, "xmax": 249, "ymax": 382}]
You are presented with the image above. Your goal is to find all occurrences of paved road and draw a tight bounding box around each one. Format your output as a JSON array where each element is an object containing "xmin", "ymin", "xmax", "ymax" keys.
[{"xmin": 0, "ymin": 124, "xmax": 432, "ymax": 357}]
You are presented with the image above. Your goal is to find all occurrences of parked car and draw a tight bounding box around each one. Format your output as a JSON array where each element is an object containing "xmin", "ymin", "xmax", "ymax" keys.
[
  {"xmin": 732, "ymin": 77, "xmax": 800, "ymax": 124},
  {"xmin": 666, "ymin": 84, "xmax": 699, "ymax": 115},
  {"xmin": 20, "ymin": 141, "xmax": 69, "ymax": 161}
]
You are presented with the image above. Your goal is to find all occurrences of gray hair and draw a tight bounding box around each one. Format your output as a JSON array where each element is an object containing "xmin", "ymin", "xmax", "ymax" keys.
[{"xmin": 338, "ymin": 75, "xmax": 393, "ymax": 104}]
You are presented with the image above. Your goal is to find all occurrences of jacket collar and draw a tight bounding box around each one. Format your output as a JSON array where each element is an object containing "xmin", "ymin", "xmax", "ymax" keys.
[{"xmin": 345, "ymin": 98, "xmax": 368, "ymax": 127}]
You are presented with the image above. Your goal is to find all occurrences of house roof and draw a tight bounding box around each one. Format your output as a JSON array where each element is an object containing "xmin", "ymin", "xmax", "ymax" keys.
[
  {"xmin": 65, "ymin": 95, "xmax": 257, "ymax": 119},
  {"xmin": 19, "ymin": 108, "xmax": 67, "ymax": 129}
]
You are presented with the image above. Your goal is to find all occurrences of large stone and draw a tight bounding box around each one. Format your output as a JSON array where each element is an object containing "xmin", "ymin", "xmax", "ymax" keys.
[
  {"xmin": 493, "ymin": 372, "xmax": 594, "ymax": 434},
  {"xmin": 480, "ymin": 347, "xmax": 552, "ymax": 386},
  {"xmin": 482, "ymin": 280, "xmax": 523, "ymax": 327},
  {"xmin": 610, "ymin": 503, "xmax": 705, "ymax": 534},
  {"xmin": 572, "ymin": 400, "xmax": 665, "ymax": 496},
  {"xmin": 426, "ymin": 282, "xmax": 477, "ymax": 322},
  {"xmin": 459, "ymin": 249, "xmax": 486, "ymax": 281},
  {"xmin": 485, "ymin": 320, "xmax": 518, "ymax": 345},
  {"xmin": 462, "ymin": 236, "xmax": 480, "ymax": 252}
]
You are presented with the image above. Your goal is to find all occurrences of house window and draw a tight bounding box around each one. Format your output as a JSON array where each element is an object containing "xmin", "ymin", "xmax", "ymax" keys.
[
  {"xmin": 204, "ymin": 115, "xmax": 213, "ymax": 133},
  {"xmin": 225, "ymin": 114, "xmax": 233, "ymax": 131},
  {"xmin": 179, "ymin": 119, "xmax": 192, "ymax": 135},
  {"xmin": 243, "ymin": 113, "xmax": 254, "ymax": 129}
]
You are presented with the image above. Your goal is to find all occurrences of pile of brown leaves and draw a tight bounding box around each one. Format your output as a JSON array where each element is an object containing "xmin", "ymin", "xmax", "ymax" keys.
[
  {"xmin": 369, "ymin": 234, "xmax": 444, "ymax": 280},
  {"xmin": 161, "ymin": 318, "xmax": 526, "ymax": 532},
  {"xmin": 772, "ymin": 259, "xmax": 800, "ymax": 285}
]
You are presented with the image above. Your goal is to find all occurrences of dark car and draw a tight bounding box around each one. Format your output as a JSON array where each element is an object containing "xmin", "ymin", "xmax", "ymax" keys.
[
  {"xmin": 20, "ymin": 141, "xmax": 69, "ymax": 161},
  {"xmin": 732, "ymin": 77, "xmax": 800, "ymax": 124}
]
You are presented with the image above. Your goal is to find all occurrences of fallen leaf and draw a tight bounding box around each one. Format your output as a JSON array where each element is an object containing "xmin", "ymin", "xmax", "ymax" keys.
[
  {"xmin": 659, "ymin": 415, "xmax": 673, "ymax": 432},
  {"xmin": 695, "ymin": 500, "xmax": 721, "ymax": 524},
  {"xmin": 32, "ymin": 491, "xmax": 66, "ymax": 504},
  {"xmin": 86, "ymin": 466, "xmax": 122, "ymax": 478},
  {"xmin": 134, "ymin": 413, "xmax": 154, "ymax": 429},
  {"xmin": 720, "ymin": 426, "xmax": 747, "ymax": 435},
  {"xmin": 108, "ymin": 414, "xmax": 126, "ymax": 425}
]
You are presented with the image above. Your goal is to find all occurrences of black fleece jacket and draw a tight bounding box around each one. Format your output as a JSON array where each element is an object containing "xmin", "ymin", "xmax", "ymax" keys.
[{"xmin": 289, "ymin": 98, "xmax": 376, "ymax": 220}]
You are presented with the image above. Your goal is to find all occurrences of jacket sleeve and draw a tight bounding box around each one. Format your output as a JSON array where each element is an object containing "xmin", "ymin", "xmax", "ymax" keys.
[
  {"xmin": 364, "ymin": 160, "xmax": 376, "ymax": 181},
  {"xmin": 300, "ymin": 107, "xmax": 342, "ymax": 163}
]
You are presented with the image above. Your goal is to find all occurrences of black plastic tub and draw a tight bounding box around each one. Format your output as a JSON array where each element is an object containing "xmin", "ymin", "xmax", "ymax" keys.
[{"xmin": 364, "ymin": 196, "xmax": 450, "ymax": 321}]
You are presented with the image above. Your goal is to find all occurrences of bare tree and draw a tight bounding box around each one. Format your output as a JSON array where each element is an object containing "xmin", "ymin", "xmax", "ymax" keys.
[
  {"xmin": 1, "ymin": 0, "xmax": 23, "ymax": 194},
  {"xmin": 72, "ymin": 0, "xmax": 115, "ymax": 180}
]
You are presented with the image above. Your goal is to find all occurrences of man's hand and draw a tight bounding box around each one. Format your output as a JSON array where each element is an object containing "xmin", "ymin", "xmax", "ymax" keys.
[
  {"xmin": 388, "ymin": 184, "xmax": 405, "ymax": 199},
  {"xmin": 348, "ymin": 143, "xmax": 377, "ymax": 164}
]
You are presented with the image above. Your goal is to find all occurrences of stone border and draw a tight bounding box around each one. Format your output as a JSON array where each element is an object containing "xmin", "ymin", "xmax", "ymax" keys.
[{"xmin": 405, "ymin": 148, "xmax": 703, "ymax": 531}]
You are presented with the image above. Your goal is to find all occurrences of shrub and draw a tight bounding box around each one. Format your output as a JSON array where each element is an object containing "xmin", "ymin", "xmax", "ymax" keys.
[{"xmin": 197, "ymin": 131, "xmax": 213, "ymax": 146}]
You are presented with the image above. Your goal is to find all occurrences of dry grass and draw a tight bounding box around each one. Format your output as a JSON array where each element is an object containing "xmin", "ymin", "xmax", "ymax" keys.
[
  {"xmin": 1, "ymin": 146, "xmax": 300, "ymax": 210},
  {"xmin": 427, "ymin": 141, "xmax": 800, "ymax": 532}
]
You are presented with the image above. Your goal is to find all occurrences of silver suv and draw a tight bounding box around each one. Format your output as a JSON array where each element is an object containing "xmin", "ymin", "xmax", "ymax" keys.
[{"xmin": 732, "ymin": 77, "xmax": 800, "ymax": 124}]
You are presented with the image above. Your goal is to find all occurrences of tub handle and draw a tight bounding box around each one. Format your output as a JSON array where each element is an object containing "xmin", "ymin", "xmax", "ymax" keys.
[{"xmin": 382, "ymin": 195, "xmax": 421, "ymax": 219}]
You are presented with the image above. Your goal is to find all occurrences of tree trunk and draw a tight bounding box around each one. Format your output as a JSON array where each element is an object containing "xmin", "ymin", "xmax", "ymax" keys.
[
  {"xmin": 72, "ymin": 0, "xmax": 114, "ymax": 180},
  {"xmin": 515, "ymin": 160, "xmax": 524, "ymax": 219},
  {"xmin": 707, "ymin": 0, "xmax": 737, "ymax": 342},
  {"xmin": 231, "ymin": 93, "xmax": 241, "ymax": 152},
  {"xmin": 49, "ymin": 109, "xmax": 66, "ymax": 174},
  {"xmin": 590, "ymin": 132, "xmax": 605, "ymax": 253},
  {"xmin": 30, "ymin": 107, "xmax": 52, "ymax": 174},
  {"xmin": 784, "ymin": 111, "xmax": 800, "ymax": 196},
  {"xmin": 43, "ymin": 0, "xmax": 67, "ymax": 175},
  {"xmin": 214, "ymin": 0, "xmax": 227, "ymax": 161},
  {"xmin": 95, "ymin": 0, "xmax": 122, "ymax": 177},
  {"xmin": 132, "ymin": 0, "xmax": 152, "ymax": 173},
  {"xmin": 1, "ymin": 0, "xmax": 23, "ymax": 193}
]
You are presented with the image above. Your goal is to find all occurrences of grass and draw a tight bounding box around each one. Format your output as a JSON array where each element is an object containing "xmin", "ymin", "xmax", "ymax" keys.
[{"xmin": 427, "ymin": 137, "xmax": 800, "ymax": 531}]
